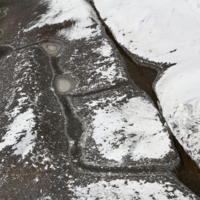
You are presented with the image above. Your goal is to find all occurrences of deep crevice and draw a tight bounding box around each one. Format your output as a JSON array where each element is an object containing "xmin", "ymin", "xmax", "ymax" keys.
[{"xmin": 173, "ymin": 136, "xmax": 200, "ymax": 196}]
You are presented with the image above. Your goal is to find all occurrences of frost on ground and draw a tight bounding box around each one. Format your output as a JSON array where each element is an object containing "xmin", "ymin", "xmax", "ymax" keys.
[
  {"xmin": 71, "ymin": 85, "xmax": 178, "ymax": 168},
  {"xmin": 58, "ymin": 36, "xmax": 128, "ymax": 94},
  {"xmin": 93, "ymin": 0, "xmax": 200, "ymax": 168},
  {"xmin": 69, "ymin": 175, "xmax": 199, "ymax": 200},
  {"xmin": 0, "ymin": 45, "xmax": 71, "ymax": 199}
]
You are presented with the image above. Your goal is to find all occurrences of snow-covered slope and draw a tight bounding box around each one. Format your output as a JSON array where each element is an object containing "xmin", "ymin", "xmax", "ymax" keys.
[{"xmin": 93, "ymin": 0, "xmax": 200, "ymax": 168}]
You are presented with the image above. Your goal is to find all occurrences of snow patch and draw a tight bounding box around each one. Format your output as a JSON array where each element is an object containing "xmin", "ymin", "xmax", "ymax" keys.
[
  {"xmin": 88, "ymin": 97, "xmax": 171, "ymax": 162},
  {"xmin": 69, "ymin": 179, "xmax": 197, "ymax": 200},
  {"xmin": 93, "ymin": 39, "xmax": 112, "ymax": 57},
  {"xmin": 24, "ymin": 0, "xmax": 101, "ymax": 40},
  {"xmin": 0, "ymin": 108, "xmax": 36, "ymax": 158}
]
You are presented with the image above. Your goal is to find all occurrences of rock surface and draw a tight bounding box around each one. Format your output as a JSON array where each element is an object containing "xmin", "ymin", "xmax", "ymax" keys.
[{"xmin": 0, "ymin": 0, "xmax": 199, "ymax": 199}]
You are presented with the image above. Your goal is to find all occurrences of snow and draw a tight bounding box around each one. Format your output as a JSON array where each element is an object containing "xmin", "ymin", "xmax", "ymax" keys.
[
  {"xmin": 24, "ymin": 0, "xmax": 101, "ymax": 40},
  {"xmin": 93, "ymin": 39, "xmax": 112, "ymax": 57},
  {"xmin": 90, "ymin": 97, "xmax": 171, "ymax": 162},
  {"xmin": 73, "ymin": 85, "xmax": 175, "ymax": 165},
  {"xmin": 93, "ymin": 0, "xmax": 200, "ymax": 167},
  {"xmin": 0, "ymin": 108, "xmax": 36, "ymax": 158},
  {"xmin": 93, "ymin": 0, "xmax": 200, "ymax": 64},
  {"xmin": 69, "ymin": 178, "xmax": 198, "ymax": 200}
]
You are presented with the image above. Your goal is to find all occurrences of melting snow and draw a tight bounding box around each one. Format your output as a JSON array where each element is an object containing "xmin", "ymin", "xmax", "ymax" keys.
[{"xmin": 73, "ymin": 86, "xmax": 175, "ymax": 165}]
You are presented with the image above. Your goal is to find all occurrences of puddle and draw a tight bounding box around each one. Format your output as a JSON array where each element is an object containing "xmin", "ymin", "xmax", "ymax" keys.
[
  {"xmin": 54, "ymin": 75, "xmax": 75, "ymax": 94},
  {"xmin": 40, "ymin": 42, "xmax": 62, "ymax": 56}
]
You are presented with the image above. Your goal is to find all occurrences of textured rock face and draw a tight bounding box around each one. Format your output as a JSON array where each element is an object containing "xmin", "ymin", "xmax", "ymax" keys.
[{"xmin": 0, "ymin": 0, "xmax": 199, "ymax": 199}]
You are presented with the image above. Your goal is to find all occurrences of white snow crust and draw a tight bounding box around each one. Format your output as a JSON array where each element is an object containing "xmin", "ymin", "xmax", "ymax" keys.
[
  {"xmin": 73, "ymin": 86, "xmax": 175, "ymax": 165},
  {"xmin": 0, "ymin": 108, "xmax": 36, "ymax": 158},
  {"xmin": 24, "ymin": 0, "xmax": 101, "ymax": 40},
  {"xmin": 88, "ymin": 96, "xmax": 171, "ymax": 162},
  {"xmin": 93, "ymin": 39, "xmax": 112, "ymax": 57},
  {"xmin": 69, "ymin": 179, "xmax": 197, "ymax": 200},
  {"xmin": 93, "ymin": 0, "xmax": 200, "ymax": 167}
]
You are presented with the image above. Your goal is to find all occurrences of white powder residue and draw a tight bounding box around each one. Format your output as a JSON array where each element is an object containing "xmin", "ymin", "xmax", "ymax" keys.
[
  {"xmin": 84, "ymin": 96, "xmax": 172, "ymax": 162},
  {"xmin": 70, "ymin": 179, "xmax": 197, "ymax": 200},
  {"xmin": 24, "ymin": 0, "xmax": 101, "ymax": 40},
  {"xmin": 93, "ymin": 0, "xmax": 200, "ymax": 167},
  {"xmin": 0, "ymin": 108, "xmax": 36, "ymax": 158}
]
